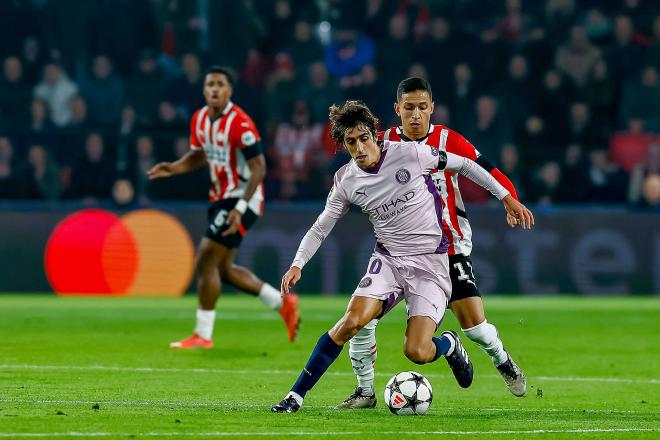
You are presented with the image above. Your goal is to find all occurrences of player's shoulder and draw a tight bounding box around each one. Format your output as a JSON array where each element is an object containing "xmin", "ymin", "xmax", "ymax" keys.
[
  {"xmin": 334, "ymin": 162, "xmax": 352, "ymax": 183},
  {"xmin": 379, "ymin": 127, "xmax": 402, "ymax": 141},
  {"xmin": 229, "ymin": 103, "xmax": 256, "ymax": 126}
]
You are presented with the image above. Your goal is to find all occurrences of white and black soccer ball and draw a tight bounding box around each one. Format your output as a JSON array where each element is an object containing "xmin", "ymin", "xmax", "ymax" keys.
[{"xmin": 384, "ymin": 371, "xmax": 433, "ymax": 415}]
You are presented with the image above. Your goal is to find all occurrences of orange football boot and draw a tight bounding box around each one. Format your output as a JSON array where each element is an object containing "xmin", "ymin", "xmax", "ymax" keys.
[
  {"xmin": 169, "ymin": 333, "xmax": 213, "ymax": 349},
  {"xmin": 279, "ymin": 294, "xmax": 300, "ymax": 342}
]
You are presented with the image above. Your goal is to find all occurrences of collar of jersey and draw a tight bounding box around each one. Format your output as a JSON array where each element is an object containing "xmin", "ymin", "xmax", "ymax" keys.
[{"xmin": 397, "ymin": 124, "xmax": 434, "ymax": 143}]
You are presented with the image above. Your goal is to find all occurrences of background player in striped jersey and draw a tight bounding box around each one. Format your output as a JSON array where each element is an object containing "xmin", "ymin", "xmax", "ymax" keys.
[
  {"xmin": 337, "ymin": 78, "xmax": 528, "ymax": 409},
  {"xmin": 272, "ymin": 100, "xmax": 533, "ymax": 413},
  {"xmin": 147, "ymin": 66, "xmax": 299, "ymax": 349}
]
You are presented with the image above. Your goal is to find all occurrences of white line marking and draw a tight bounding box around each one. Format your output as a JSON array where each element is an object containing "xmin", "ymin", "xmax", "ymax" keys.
[
  {"xmin": 1, "ymin": 364, "xmax": 659, "ymax": 385},
  {"xmin": 0, "ymin": 399, "xmax": 652, "ymax": 415},
  {"xmin": 0, "ymin": 428, "xmax": 659, "ymax": 437}
]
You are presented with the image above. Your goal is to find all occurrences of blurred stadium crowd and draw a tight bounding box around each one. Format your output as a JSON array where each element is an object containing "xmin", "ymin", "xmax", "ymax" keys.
[{"xmin": 0, "ymin": 0, "xmax": 658, "ymax": 208}]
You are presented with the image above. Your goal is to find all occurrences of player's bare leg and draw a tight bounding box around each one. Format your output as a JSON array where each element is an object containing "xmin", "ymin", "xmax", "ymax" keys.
[
  {"xmin": 450, "ymin": 296, "xmax": 526, "ymax": 396},
  {"xmin": 272, "ymin": 297, "xmax": 382, "ymax": 413},
  {"xmin": 170, "ymin": 237, "xmax": 228, "ymax": 349},
  {"xmin": 220, "ymin": 249, "xmax": 300, "ymax": 342},
  {"xmin": 403, "ymin": 315, "xmax": 473, "ymax": 388}
]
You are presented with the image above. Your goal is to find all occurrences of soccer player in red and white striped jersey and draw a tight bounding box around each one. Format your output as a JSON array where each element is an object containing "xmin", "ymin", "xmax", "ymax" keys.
[
  {"xmin": 148, "ymin": 66, "xmax": 299, "ymax": 349},
  {"xmin": 337, "ymin": 78, "xmax": 528, "ymax": 409}
]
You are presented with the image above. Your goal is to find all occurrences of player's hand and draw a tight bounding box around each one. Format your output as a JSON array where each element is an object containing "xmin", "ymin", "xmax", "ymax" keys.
[
  {"xmin": 147, "ymin": 162, "xmax": 175, "ymax": 179},
  {"xmin": 281, "ymin": 266, "xmax": 302, "ymax": 296},
  {"xmin": 222, "ymin": 209, "xmax": 242, "ymax": 236},
  {"xmin": 502, "ymin": 195, "xmax": 534, "ymax": 229}
]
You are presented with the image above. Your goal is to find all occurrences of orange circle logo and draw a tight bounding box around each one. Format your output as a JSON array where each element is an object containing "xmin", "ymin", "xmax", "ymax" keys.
[{"xmin": 45, "ymin": 209, "xmax": 194, "ymax": 296}]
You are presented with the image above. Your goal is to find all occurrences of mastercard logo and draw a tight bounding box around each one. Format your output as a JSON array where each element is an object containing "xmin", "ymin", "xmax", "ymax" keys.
[{"xmin": 45, "ymin": 209, "xmax": 195, "ymax": 296}]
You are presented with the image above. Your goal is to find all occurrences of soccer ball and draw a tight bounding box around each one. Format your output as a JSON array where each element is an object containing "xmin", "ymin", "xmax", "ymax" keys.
[{"xmin": 384, "ymin": 371, "xmax": 433, "ymax": 415}]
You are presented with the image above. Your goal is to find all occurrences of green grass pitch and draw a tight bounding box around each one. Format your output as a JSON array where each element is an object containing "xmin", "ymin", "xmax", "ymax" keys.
[{"xmin": 0, "ymin": 294, "xmax": 659, "ymax": 439}]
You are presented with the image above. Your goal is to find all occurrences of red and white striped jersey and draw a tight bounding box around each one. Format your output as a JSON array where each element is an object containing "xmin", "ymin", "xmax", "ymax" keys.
[
  {"xmin": 380, "ymin": 125, "xmax": 518, "ymax": 256},
  {"xmin": 190, "ymin": 101, "xmax": 264, "ymax": 214}
]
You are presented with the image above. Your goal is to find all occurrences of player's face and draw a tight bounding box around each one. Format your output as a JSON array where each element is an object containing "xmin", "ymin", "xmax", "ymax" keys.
[
  {"xmin": 343, "ymin": 126, "xmax": 380, "ymax": 169},
  {"xmin": 204, "ymin": 73, "xmax": 232, "ymax": 109},
  {"xmin": 395, "ymin": 91, "xmax": 434, "ymax": 139}
]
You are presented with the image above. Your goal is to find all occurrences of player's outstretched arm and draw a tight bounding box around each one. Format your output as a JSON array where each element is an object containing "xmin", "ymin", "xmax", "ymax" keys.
[
  {"xmin": 147, "ymin": 150, "xmax": 207, "ymax": 179},
  {"xmin": 281, "ymin": 266, "xmax": 302, "ymax": 296}
]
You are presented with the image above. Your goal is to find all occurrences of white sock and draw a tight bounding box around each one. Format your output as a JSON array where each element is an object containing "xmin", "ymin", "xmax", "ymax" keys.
[
  {"xmin": 194, "ymin": 308, "xmax": 216, "ymax": 340},
  {"xmin": 258, "ymin": 283, "xmax": 283, "ymax": 310},
  {"xmin": 348, "ymin": 319, "xmax": 378, "ymax": 394},
  {"xmin": 286, "ymin": 391, "xmax": 304, "ymax": 406},
  {"xmin": 462, "ymin": 320, "xmax": 508, "ymax": 366}
]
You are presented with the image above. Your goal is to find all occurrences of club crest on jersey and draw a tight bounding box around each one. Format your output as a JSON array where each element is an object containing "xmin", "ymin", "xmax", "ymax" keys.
[
  {"xmin": 395, "ymin": 168, "xmax": 411, "ymax": 184},
  {"xmin": 241, "ymin": 130, "xmax": 256, "ymax": 146},
  {"xmin": 430, "ymin": 146, "xmax": 439, "ymax": 156},
  {"xmin": 358, "ymin": 277, "xmax": 372, "ymax": 288}
]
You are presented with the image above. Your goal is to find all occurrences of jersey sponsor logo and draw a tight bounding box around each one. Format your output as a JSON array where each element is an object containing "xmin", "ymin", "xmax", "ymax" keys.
[
  {"xmin": 368, "ymin": 190, "xmax": 415, "ymax": 220},
  {"xmin": 395, "ymin": 168, "xmax": 411, "ymax": 184},
  {"xmin": 358, "ymin": 277, "xmax": 372, "ymax": 288},
  {"xmin": 241, "ymin": 130, "xmax": 256, "ymax": 146}
]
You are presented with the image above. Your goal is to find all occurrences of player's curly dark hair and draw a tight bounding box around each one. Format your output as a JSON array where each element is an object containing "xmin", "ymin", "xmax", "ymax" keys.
[{"xmin": 328, "ymin": 100, "xmax": 379, "ymax": 150}]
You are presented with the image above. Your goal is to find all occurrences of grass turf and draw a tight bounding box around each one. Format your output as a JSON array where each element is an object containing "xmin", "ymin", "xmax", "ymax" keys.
[{"xmin": 0, "ymin": 294, "xmax": 659, "ymax": 439}]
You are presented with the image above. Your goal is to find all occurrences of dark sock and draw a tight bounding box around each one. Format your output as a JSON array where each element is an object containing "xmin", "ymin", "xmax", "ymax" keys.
[
  {"xmin": 291, "ymin": 332, "xmax": 343, "ymax": 398},
  {"xmin": 431, "ymin": 335, "xmax": 451, "ymax": 362}
]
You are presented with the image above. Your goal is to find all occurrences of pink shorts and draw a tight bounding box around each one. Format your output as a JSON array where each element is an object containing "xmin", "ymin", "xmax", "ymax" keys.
[{"xmin": 352, "ymin": 252, "xmax": 451, "ymax": 325}]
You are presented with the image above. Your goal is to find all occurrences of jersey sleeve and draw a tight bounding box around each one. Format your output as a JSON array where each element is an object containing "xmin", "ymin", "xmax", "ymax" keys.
[
  {"xmin": 291, "ymin": 169, "xmax": 350, "ymax": 268},
  {"xmin": 444, "ymin": 128, "xmax": 519, "ymax": 200},
  {"xmin": 230, "ymin": 113, "xmax": 262, "ymax": 159},
  {"xmin": 189, "ymin": 111, "xmax": 202, "ymax": 151}
]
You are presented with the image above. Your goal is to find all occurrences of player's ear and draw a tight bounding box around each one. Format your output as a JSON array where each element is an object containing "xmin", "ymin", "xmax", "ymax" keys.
[
  {"xmin": 394, "ymin": 101, "xmax": 400, "ymax": 116},
  {"xmin": 430, "ymin": 101, "xmax": 435, "ymax": 113}
]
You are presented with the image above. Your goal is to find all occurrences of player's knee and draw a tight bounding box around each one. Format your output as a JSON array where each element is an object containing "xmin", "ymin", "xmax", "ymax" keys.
[
  {"xmin": 403, "ymin": 344, "xmax": 431, "ymax": 364},
  {"xmin": 334, "ymin": 313, "xmax": 366, "ymax": 343}
]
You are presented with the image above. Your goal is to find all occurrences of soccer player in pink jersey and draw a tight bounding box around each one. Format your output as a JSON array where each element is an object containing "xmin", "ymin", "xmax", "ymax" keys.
[
  {"xmin": 337, "ymin": 78, "xmax": 529, "ymax": 409},
  {"xmin": 147, "ymin": 66, "xmax": 299, "ymax": 348},
  {"xmin": 271, "ymin": 100, "xmax": 533, "ymax": 413}
]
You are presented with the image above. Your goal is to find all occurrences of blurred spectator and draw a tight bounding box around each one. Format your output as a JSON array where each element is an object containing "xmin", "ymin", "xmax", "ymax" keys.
[
  {"xmin": 535, "ymin": 69, "xmax": 573, "ymax": 131},
  {"xmin": 348, "ymin": 64, "xmax": 390, "ymax": 124},
  {"xmin": 580, "ymin": 60, "xmax": 615, "ymax": 125},
  {"xmin": 131, "ymin": 135, "xmax": 157, "ymax": 202},
  {"xmin": 376, "ymin": 15, "xmax": 411, "ymax": 88},
  {"xmin": 300, "ymin": 62, "xmax": 344, "ymax": 123},
  {"xmin": 447, "ymin": 63, "xmax": 478, "ymax": 131},
  {"xmin": 20, "ymin": 37, "xmax": 44, "ymax": 84},
  {"xmin": 495, "ymin": 54, "xmax": 534, "ymax": 128},
  {"xmin": 33, "ymin": 63, "xmax": 78, "ymax": 127},
  {"xmin": 154, "ymin": 100, "xmax": 186, "ymax": 135},
  {"xmin": 559, "ymin": 144, "xmax": 590, "ymax": 202},
  {"xmin": 586, "ymin": 149, "xmax": 629, "ymax": 203},
  {"xmin": 125, "ymin": 50, "xmax": 166, "ymax": 124},
  {"xmin": 288, "ymin": 21, "xmax": 323, "ymax": 69},
  {"xmin": 271, "ymin": 99, "xmax": 324, "ymax": 200},
  {"xmin": 111, "ymin": 178, "xmax": 136, "ymax": 207},
  {"xmin": 413, "ymin": 17, "xmax": 457, "ymax": 97},
  {"xmin": 265, "ymin": 53, "xmax": 297, "ymax": 126},
  {"xmin": 465, "ymin": 95, "xmax": 513, "ymax": 160},
  {"xmin": 567, "ymin": 102, "xmax": 605, "ymax": 149},
  {"xmin": 629, "ymin": 143, "xmax": 660, "ymax": 205},
  {"xmin": 605, "ymin": 15, "xmax": 644, "ymax": 84},
  {"xmin": 638, "ymin": 174, "xmax": 660, "ymax": 210},
  {"xmin": 619, "ymin": 65, "xmax": 660, "ymax": 131},
  {"xmin": 555, "ymin": 26, "xmax": 601, "ymax": 88},
  {"xmin": 68, "ymin": 95, "xmax": 91, "ymax": 130},
  {"xmin": 499, "ymin": 143, "xmax": 526, "ymax": 200},
  {"xmin": 165, "ymin": 53, "xmax": 204, "ymax": 120},
  {"xmin": 528, "ymin": 161, "xmax": 563, "ymax": 205},
  {"xmin": 24, "ymin": 98, "xmax": 56, "ymax": 149},
  {"xmin": 0, "ymin": 136, "xmax": 27, "ymax": 198},
  {"xmin": 22, "ymin": 144, "xmax": 61, "ymax": 200},
  {"xmin": 81, "ymin": 55, "xmax": 124, "ymax": 127},
  {"xmin": 642, "ymin": 15, "xmax": 660, "ymax": 68},
  {"xmin": 516, "ymin": 115, "xmax": 556, "ymax": 168},
  {"xmin": 325, "ymin": 29, "xmax": 375, "ymax": 84},
  {"xmin": 0, "ymin": 56, "xmax": 31, "ymax": 127},
  {"xmin": 67, "ymin": 132, "xmax": 115, "ymax": 201}
]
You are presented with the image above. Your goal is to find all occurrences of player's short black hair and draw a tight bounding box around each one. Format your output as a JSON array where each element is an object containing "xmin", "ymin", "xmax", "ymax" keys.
[
  {"xmin": 204, "ymin": 65, "xmax": 236, "ymax": 86},
  {"xmin": 328, "ymin": 100, "xmax": 379, "ymax": 147},
  {"xmin": 396, "ymin": 77, "xmax": 433, "ymax": 101}
]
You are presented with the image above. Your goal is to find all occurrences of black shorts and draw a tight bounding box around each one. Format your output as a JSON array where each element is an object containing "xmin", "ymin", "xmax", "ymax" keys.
[
  {"xmin": 448, "ymin": 254, "xmax": 481, "ymax": 303},
  {"xmin": 205, "ymin": 198, "xmax": 259, "ymax": 248}
]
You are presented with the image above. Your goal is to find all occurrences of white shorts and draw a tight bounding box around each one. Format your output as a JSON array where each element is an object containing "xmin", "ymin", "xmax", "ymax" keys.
[{"xmin": 352, "ymin": 252, "xmax": 451, "ymax": 325}]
